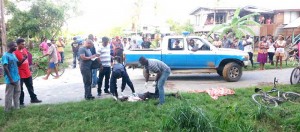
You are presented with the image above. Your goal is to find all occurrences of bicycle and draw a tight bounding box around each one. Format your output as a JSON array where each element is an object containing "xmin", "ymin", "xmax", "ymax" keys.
[
  {"xmin": 30, "ymin": 58, "xmax": 65, "ymax": 80},
  {"xmin": 252, "ymin": 77, "xmax": 300, "ymax": 107}
]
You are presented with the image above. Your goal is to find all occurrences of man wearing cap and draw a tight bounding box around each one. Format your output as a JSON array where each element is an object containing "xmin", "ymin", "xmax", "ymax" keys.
[
  {"xmin": 40, "ymin": 40, "xmax": 59, "ymax": 80},
  {"xmin": 110, "ymin": 56, "xmax": 137, "ymax": 100},
  {"xmin": 139, "ymin": 56, "xmax": 171, "ymax": 105}
]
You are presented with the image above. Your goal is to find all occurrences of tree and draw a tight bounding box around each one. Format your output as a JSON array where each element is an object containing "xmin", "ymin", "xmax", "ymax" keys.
[
  {"xmin": 166, "ymin": 19, "xmax": 194, "ymax": 34},
  {"xmin": 6, "ymin": 0, "xmax": 79, "ymax": 42},
  {"xmin": 209, "ymin": 8, "xmax": 260, "ymax": 39}
]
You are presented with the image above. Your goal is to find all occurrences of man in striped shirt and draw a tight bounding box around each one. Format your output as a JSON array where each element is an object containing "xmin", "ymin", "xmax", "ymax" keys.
[
  {"xmin": 139, "ymin": 57, "xmax": 171, "ymax": 105},
  {"xmin": 96, "ymin": 37, "xmax": 112, "ymax": 96}
]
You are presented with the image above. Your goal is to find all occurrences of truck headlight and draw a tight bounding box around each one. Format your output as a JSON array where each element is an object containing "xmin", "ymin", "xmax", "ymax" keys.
[{"xmin": 244, "ymin": 54, "xmax": 249, "ymax": 61}]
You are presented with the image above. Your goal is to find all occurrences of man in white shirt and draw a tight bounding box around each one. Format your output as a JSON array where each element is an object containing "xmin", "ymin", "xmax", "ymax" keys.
[
  {"xmin": 96, "ymin": 37, "xmax": 112, "ymax": 96},
  {"xmin": 243, "ymin": 35, "xmax": 254, "ymax": 67}
]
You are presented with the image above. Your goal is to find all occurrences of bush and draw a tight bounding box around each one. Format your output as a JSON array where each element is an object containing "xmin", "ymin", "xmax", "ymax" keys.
[{"xmin": 163, "ymin": 103, "xmax": 215, "ymax": 132}]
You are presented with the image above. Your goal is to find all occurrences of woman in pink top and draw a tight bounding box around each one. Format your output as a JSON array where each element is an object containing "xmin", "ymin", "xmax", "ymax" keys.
[{"xmin": 39, "ymin": 38, "xmax": 49, "ymax": 55}]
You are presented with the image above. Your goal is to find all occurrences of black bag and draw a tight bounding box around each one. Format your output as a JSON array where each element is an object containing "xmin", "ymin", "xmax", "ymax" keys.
[{"xmin": 91, "ymin": 59, "xmax": 101, "ymax": 69}]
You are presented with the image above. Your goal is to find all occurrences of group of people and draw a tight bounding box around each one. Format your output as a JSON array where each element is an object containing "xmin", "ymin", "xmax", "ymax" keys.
[
  {"xmin": 212, "ymin": 34, "xmax": 289, "ymax": 70},
  {"xmin": 77, "ymin": 35, "xmax": 171, "ymax": 106},
  {"xmin": 2, "ymin": 39, "xmax": 42, "ymax": 112}
]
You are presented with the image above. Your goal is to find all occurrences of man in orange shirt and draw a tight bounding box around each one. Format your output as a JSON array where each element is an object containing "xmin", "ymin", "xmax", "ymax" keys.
[
  {"xmin": 14, "ymin": 38, "xmax": 42, "ymax": 106},
  {"xmin": 57, "ymin": 37, "xmax": 65, "ymax": 63}
]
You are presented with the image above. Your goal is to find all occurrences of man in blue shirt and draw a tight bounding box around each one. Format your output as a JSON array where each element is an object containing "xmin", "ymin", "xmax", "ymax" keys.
[
  {"xmin": 2, "ymin": 42, "xmax": 27, "ymax": 111},
  {"xmin": 110, "ymin": 56, "xmax": 137, "ymax": 100}
]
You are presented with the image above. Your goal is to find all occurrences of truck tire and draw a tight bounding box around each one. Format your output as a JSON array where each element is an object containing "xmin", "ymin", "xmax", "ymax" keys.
[
  {"xmin": 143, "ymin": 69, "xmax": 156, "ymax": 81},
  {"xmin": 222, "ymin": 62, "xmax": 242, "ymax": 82}
]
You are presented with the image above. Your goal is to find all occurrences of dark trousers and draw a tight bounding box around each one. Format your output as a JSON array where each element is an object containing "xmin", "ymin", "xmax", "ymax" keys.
[
  {"xmin": 20, "ymin": 76, "xmax": 37, "ymax": 104},
  {"xmin": 268, "ymin": 52, "xmax": 275, "ymax": 64},
  {"xmin": 98, "ymin": 67, "xmax": 111, "ymax": 94},
  {"xmin": 60, "ymin": 52, "xmax": 64, "ymax": 63},
  {"xmin": 248, "ymin": 52, "xmax": 253, "ymax": 67},
  {"xmin": 80, "ymin": 69, "xmax": 92, "ymax": 98},
  {"xmin": 121, "ymin": 71, "xmax": 135, "ymax": 93},
  {"xmin": 73, "ymin": 52, "xmax": 79, "ymax": 67}
]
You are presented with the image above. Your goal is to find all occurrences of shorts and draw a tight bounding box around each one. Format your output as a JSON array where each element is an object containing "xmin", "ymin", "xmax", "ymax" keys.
[
  {"xmin": 48, "ymin": 62, "xmax": 56, "ymax": 69},
  {"xmin": 275, "ymin": 52, "xmax": 284, "ymax": 57}
]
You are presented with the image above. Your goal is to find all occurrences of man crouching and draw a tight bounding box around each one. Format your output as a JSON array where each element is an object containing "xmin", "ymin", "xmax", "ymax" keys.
[{"xmin": 110, "ymin": 56, "xmax": 137, "ymax": 100}]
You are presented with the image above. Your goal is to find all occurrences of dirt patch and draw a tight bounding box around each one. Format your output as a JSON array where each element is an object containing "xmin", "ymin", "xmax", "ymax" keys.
[
  {"xmin": 166, "ymin": 82, "xmax": 175, "ymax": 90},
  {"xmin": 257, "ymin": 82, "xmax": 273, "ymax": 87}
]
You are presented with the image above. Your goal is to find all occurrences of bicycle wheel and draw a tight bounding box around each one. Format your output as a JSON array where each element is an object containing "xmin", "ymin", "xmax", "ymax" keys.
[
  {"xmin": 290, "ymin": 67, "xmax": 300, "ymax": 85},
  {"xmin": 252, "ymin": 94, "xmax": 278, "ymax": 107},
  {"xmin": 283, "ymin": 92, "xmax": 300, "ymax": 104},
  {"xmin": 30, "ymin": 65, "xmax": 39, "ymax": 80},
  {"xmin": 51, "ymin": 63, "xmax": 65, "ymax": 77}
]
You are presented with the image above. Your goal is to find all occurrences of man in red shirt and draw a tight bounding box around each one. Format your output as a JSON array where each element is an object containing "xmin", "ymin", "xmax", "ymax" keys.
[{"xmin": 14, "ymin": 38, "xmax": 42, "ymax": 106}]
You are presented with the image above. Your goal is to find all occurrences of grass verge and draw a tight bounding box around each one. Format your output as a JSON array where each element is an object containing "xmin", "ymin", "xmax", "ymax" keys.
[{"xmin": 1, "ymin": 84, "xmax": 300, "ymax": 131}]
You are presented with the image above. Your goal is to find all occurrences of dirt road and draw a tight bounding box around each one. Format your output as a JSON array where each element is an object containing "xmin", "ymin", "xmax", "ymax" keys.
[{"xmin": 0, "ymin": 67, "xmax": 294, "ymax": 106}]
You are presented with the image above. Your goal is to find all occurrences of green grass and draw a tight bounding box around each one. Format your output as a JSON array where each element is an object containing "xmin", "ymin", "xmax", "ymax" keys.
[{"xmin": 1, "ymin": 84, "xmax": 300, "ymax": 131}]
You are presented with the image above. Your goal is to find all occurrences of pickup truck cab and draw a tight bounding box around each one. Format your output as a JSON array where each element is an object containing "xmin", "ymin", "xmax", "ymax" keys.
[{"xmin": 124, "ymin": 36, "xmax": 249, "ymax": 82}]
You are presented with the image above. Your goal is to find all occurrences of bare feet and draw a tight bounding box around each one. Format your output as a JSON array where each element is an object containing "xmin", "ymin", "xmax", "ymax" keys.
[
  {"xmin": 42, "ymin": 77, "xmax": 48, "ymax": 80},
  {"xmin": 53, "ymin": 76, "xmax": 59, "ymax": 79}
]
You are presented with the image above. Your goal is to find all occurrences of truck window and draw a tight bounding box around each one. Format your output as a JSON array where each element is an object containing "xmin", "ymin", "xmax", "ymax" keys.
[
  {"xmin": 168, "ymin": 38, "xmax": 184, "ymax": 50},
  {"xmin": 189, "ymin": 38, "xmax": 210, "ymax": 51}
]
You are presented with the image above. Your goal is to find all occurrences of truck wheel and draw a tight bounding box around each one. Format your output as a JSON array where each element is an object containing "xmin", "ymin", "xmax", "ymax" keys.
[
  {"xmin": 143, "ymin": 69, "xmax": 156, "ymax": 81},
  {"xmin": 222, "ymin": 62, "xmax": 242, "ymax": 82}
]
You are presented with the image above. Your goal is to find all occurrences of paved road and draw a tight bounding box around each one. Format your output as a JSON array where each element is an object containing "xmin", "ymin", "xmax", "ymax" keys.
[{"xmin": 0, "ymin": 67, "xmax": 294, "ymax": 106}]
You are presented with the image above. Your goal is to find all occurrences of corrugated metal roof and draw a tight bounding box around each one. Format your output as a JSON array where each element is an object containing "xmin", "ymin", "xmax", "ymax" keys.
[{"xmin": 283, "ymin": 17, "xmax": 300, "ymax": 29}]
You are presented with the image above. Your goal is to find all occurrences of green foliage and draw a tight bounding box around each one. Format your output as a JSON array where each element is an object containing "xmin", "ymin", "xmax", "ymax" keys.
[
  {"xmin": 108, "ymin": 26, "xmax": 124, "ymax": 37},
  {"xmin": 163, "ymin": 103, "xmax": 215, "ymax": 131},
  {"xmin": 166, "ymin": 19, "xmax": 194, "ymax": 34},
  {"xmin": 6, "ymin": 0, "xmax": 80, "ymax": 42},
  {"xmin": 0, "ymin": 84, "xmax": 300, "ymax": 131},
  {"xmin": 209, "ymin": 8, "xmax": 260, "ymax": 39}
]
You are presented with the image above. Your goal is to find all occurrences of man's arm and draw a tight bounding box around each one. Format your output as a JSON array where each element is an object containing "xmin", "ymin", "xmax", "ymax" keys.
[
  {"xmin": 3, "ymin": 64, "xmax": 16, "ymax": 85},
  {"xmin": 144, "ymin": 69, "xmax": 150, "ymax": 82},
  {"xmin": 155, "ymin": 71, "xmax": 162, "ymax": 82},
  {"xmin": 17, "ymin": 56, "xmax": 27, "ymax": 66}
]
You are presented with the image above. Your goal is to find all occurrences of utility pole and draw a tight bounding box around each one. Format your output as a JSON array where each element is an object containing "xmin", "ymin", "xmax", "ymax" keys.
[{"xmin": 0, "ymin": 0, "xmax": 6, "ymax": 54}]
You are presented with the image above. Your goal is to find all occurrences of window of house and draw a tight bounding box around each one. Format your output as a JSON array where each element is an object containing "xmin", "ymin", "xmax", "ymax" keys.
[
  {"xmin": 168, "ymin": 38, "xmax": 184, "ymax": 50},
  {"xmin": 215, "ymin": 13, "xmax": 226, "ymax": 24}
]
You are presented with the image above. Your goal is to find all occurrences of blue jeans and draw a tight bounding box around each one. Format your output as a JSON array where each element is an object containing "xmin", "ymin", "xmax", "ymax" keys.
[
  {"xmin": 92, "ymin": 69, "xmax": 98, "ymax": 86},
  {"xmin": 73, "ymin": 52, "xmax": 79, "ymax": 67},
  {"xmin": 60, "ymin": 52, "xmax": 64, "ymax": 63},
  {"xmin": 157, "ymin": 70, "xmax": 170, "ymax": 104}
]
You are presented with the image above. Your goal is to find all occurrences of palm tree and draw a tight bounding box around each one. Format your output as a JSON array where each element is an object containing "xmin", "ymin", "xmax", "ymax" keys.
[{"xmin": 209, "ymin": 8, "xmax": 260, "ymax": 39}]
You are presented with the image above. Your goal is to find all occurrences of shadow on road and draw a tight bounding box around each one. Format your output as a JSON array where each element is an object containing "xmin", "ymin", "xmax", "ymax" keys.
[{"xmin": 168, "ymin": 74, "xmax": 224, "ymax": 81}]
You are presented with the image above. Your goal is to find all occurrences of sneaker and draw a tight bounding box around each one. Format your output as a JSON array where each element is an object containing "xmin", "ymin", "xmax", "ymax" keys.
[
  {"xmin": 97, "ymin": 93, "xmax": 101, "ymax": 97},
  {"xmin": 112, "ymin": 96, "xmax": 118, "ymax": 101},
  {"xmin": 104, "ymin": 91, "xmax": 111, "ymax": 94},
  {"xmin": 92, "ymin": 85, "xmax": 96, "ymax": 88},
  {"xmin": 85, "ymin": 96, "xmax": 95, "ymax": 100},
  {"xmin": 31, "ymin": 99, "xmax": 42, "ymax": 103},
  {"xmin": 132, "ymin": 93, "xmax": 138, "ymax": 97}
]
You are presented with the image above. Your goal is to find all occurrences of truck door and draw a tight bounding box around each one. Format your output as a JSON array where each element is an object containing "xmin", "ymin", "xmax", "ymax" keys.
[
  {"xmin": 162, "ymin": 38, "xmax": 187, "ymax": 68},
  {"xmin": 186, "ymin": 38, "xmax": 216, "ymax": 68}
]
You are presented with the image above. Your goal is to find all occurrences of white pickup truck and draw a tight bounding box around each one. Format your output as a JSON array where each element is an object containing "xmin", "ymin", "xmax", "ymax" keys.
[{"xmin": 124, "ymin": 36, "xmax": 249, "ymax": 82}]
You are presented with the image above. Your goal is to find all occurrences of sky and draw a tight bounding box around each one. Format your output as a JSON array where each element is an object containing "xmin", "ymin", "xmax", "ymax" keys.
[{"xmin": 65, "ymin": 0, "xmax": 299, "ymax": 34}]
